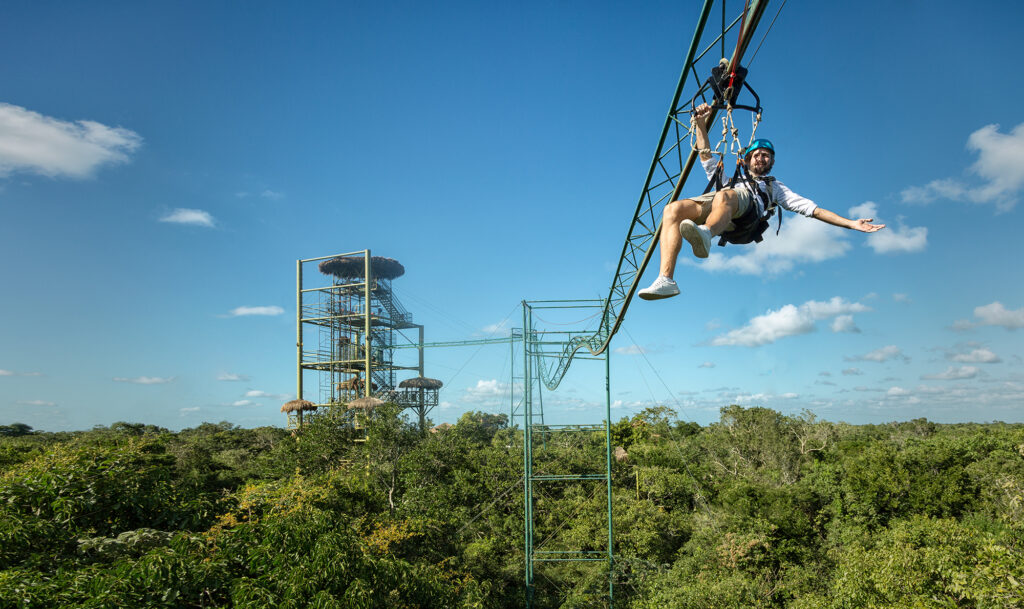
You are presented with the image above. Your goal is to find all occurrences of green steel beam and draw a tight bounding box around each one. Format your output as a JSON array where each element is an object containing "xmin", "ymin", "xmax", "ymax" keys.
[
  {"xmin": 297, "ymin": 258, "xmax": 303, "ymax": 407},
  {"xmin": 363, "ymin": 251, "xmax": 372, "ymax": 398},
  {"xmin": 391, "ymin": 336, "xmax": 513, "ymax": 349}
]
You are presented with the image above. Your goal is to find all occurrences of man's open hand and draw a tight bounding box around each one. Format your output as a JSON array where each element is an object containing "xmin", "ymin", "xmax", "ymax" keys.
[{"xmin": 852, "ymin": 218, "xmax": 886, "ymax": 233}]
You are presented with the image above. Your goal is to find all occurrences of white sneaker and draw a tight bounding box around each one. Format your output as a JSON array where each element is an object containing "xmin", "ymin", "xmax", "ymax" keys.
[
  {"xmin": 679, "ymin": 219, "xmax": 712, "ymax": 258},
  {"xmin": 638, "ymin": 276, "xmax": 680, "ymax": 300}
]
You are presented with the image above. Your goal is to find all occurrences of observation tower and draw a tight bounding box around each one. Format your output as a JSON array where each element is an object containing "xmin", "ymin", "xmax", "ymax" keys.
[{"xmin": 290, "ymin": 249, "xmax": 441, "ymax": 431}]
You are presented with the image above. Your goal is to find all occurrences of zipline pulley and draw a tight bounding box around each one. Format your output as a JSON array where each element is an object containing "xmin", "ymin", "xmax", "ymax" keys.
[{"xmin": 708, "ymin": 60, "xmax": 762, "ymax": 114}]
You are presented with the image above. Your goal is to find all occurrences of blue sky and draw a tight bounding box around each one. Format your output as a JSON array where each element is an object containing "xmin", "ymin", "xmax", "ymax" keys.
[{"xmin": 2, "ymin": 1, "xmax": 1022, "ymax": 431}]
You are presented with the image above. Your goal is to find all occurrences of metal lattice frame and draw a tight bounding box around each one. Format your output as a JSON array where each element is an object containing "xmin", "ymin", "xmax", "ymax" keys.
[
  {"xmin": 295, "ymin": 250, "xmax": 423, "ymax": 427},
  {"xmin": 536, "ymin": 0, "xmax": 771, "ymax": 392},
  {"xmin": 520, "ymin": 299, "xmax": 614, "ymax": 608}
]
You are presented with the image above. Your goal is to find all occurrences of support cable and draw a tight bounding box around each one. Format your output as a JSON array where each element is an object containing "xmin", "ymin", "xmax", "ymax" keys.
[
  {"xmin": 622, "ymin": 325, "xmax": 717, "ymax": 522},
  {"xmin": 747, "ymin": 0, "xmax": 788, "ymax": 67}
]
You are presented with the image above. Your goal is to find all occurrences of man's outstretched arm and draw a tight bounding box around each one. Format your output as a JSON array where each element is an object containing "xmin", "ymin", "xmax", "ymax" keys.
[{"xmin": 812, "ymin": 207, "xmax": 886, "ymax": 232}]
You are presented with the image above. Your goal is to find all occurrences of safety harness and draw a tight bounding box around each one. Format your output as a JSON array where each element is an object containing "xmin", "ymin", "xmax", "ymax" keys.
[{"xmin": 701, "ymin": 160, "xmax": 782, "ymax": 246}]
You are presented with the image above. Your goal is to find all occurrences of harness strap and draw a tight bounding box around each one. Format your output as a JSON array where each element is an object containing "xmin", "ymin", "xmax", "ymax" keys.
[
  {"xmin": 715, "ymin": 170, "xmax": 784, "ymax": 246},
  {"xmin": 702, "ymin": 160, "xmax": 725, "ymax": 195}
]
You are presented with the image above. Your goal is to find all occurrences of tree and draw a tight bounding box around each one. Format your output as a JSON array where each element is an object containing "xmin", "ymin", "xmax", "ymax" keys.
[
  {"xmin": 361, "ymin": 404, "xmax": 421, "ymax": 514},
  {"xmin": 0, "ymin": 423, "xmax": 33, "ymax": 437}
]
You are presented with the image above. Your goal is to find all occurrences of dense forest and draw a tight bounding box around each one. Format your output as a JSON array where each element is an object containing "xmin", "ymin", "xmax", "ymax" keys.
[{"xmin": 1, "ymin": 405, "xmax": 1022, "ymax": 608}]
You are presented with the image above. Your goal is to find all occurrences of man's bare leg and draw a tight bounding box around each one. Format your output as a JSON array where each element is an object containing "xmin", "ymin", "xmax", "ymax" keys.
[
  {"xmin": 639, "ymin": 193, "xmax": 734, "ymax": 300},
  {"xmin": 638, "ymin": 198, "xmax": 703, "ymax": 300},
  {"xmin": 678, "ymin": 189, "xmax": 739, "ymax": 258},
  {"xmin": 657, "ymin": 198, "xmax": 704, "ymax": 279},
  {"xmin": 702, "ymin": 189, "xmax": 739, "ymax": 237}
]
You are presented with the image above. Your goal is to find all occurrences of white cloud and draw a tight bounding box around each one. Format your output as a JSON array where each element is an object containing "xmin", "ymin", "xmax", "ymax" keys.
[
  {"xmin": 887, "ymin": 386, "xmax": 911, "ymax": 396},
  {"xmin": 710, "ymin": 304, "xmax": 813, "ymax": 346},
  {"xmin": 842, "ymin": 368, "xmax": 864, "ymax": 376},
  {"xmin": 481, "ymin": 319, "xmax": 509, "ymax": 334},
  {"xmin": 16, "ymin": 399, "xmax": 56, "ymax": 406},
  {"xmin": 237, "ymin": 189, "xmax": 285, "ymax": 200},
  {"xmin": 159, "ymin": 208, "xmax": 216, "ymax": 228},
  {"xmin": 967, "ymin": 123, "xmax": 1024, "ymax": 211},
  {"xmin": 726, "ymin": 391, "xmax": 798, "ymax": 403},
  {"xmin": 180, "ymin": 407, "xmax": 200, "ymax": 415},
  {"xmin": 893, "ymin": 293, "xmax": 911, "ymax": 303},
  {"xmin": 848, "ymin": 202, "xmax": 878, "ymax": 219},
  {"xmin": 950, "ymin": 318, "xmax": 974, "ymax": 332},
  {"xmin": 846, "ymin": 345, "xmax": 909, "ymax": 363},
  {"xmin": 901, "ymin": 123, "xmax": 1024, "ymax": 212},
  {"xmin": 113, "ymin": 376, "xmax": 174, "ymax": 384},
  {"xmin": 802, "ymin": 297, "xmax": 872, "ymax": 320},
  {"xmin": 849, "ymin": 202, "xmax": 927, "ymax": 254},
  {"xmin": 462, "ymin": 379, "xmax": 511, "ymax": 406},
  {"xmin": 614, "ymin": 344, "xmax": 646, "ymax": 355},
  {"xmin": 901, "ymin": 178, "xmax": 967, "ymax": 205},
  {"xmin": 244, "ymin": 390, "xmax": 290, "ymax": 399},
  {"xmin": 232, "ymin": 400, "xmax": 255, "ymax": 407},
  {"xmin": 710, "ymin": 297, "xmax": 870, "ymax": 347},
  {"xmin": 973, "ymin": 302, "xmax": 1024, "ymax": 329},
  {"xmin": 698, "ymin": 361, "xmax": 716, "ymax": 368},
  {"xmin": 694, "ymin": 214, "xmax": 851, "ymax": 275},
  {"xmin": 830, "ymin": 315, "xmax": 860, "ymax": 333},
  {"xmin": 217, "ymin": 372, "xmax": 250, "ymax": 382},
  {"xmin": 0, "ymin": 369, "xmax": 42, "ymax": 377},
  {"xmin": 867, "ymin": 223, "xmax": 928, "ymax": 254},
  {"xmin": 228, "ymin": 306, "xmax": 285, "ymax": 317},
  {"xmin": 922, "ymin": 366, "xmax": 979, "ymax": 380},
  {"xmin": 0, "ymin": 103, "xmax": 142, "ymax": 179},
  {"xmin": 950, "ymin": 348, "xmax": 1001, "ymax": 363}
]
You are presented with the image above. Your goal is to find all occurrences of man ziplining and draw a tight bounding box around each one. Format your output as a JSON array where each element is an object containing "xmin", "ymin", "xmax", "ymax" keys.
[{"xmin": 638, "ymin": 103, "xmax": 886, "ymax": 301}]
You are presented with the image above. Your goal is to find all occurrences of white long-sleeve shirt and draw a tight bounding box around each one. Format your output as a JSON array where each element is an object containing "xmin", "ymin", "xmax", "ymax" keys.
[{"xmin": 701, "ymin": 156, "xmax": 817, "ymax": 217}]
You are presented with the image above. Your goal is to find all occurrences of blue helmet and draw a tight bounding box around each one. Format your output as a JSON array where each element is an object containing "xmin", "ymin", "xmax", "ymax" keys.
[{"xmin": 744, "ymin": 138, "xmax": 775, "ymax": 159}]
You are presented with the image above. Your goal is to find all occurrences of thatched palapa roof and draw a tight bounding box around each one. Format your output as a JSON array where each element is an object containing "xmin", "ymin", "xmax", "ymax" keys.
[
  {"xmin": 281, "ymin": 399, "xmax": 317, "ymax": 413},
  {"xmin": 399, "ymin": 376, "xmax": 443, "ymax": 390},
  {"xmin": 319, "ymin": 256, "xmax": 405, "ymax": 280},
  {"xmin": 347, "ymin": 396, "xmax": 385, "ymax": 410}
]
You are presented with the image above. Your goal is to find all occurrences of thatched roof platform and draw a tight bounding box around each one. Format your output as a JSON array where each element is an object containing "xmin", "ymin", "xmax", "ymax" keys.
[
  {"xmin": 347, "ymin": 396, "xmax": 385, "ymax": 410},
  {"xmin": 430, "ymin": 422, "xmax": 453, "ymax": 433},
  {"xmin": 319, "ymin": 256, "xmax": 405, "ymax": 280},
  {"xmin": 399, "ymin": 376, "xmax": 443, "ymax": 390},
  {"xmin": 281, "ymin": 399, "xmax": 317, "ymax": 413}
]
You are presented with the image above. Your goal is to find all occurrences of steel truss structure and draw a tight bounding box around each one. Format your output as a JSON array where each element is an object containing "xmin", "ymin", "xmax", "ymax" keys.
[
  {"xmin": 519, "ymin": 299, "xmax": 614, "ymax": 608},
  {"xmin": 294, "ymin": 249, "xmax": 438, "ymax": 430},
  {"xmin": 517, "ymin": 3, "xmax": 777, "ymax": 606},
  {"xmin": 536, "ymin": 0, "xmax": 772, "ymax": 394}
]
